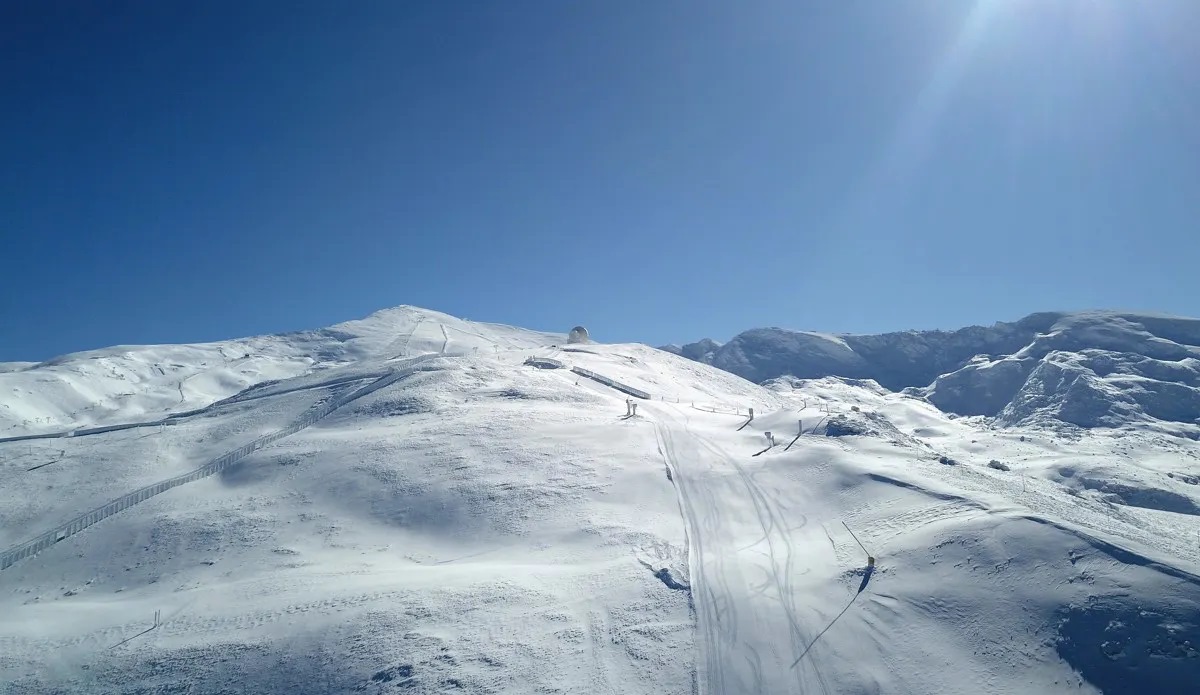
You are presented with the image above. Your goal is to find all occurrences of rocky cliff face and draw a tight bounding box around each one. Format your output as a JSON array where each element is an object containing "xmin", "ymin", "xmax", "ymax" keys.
[
  {"xmin": 665, "ymin": 311, "xmax": 1200, "ymax": 435},
  {"xmin": 660, "ymin": 338, "xmax": 723, "ymax": 364}
]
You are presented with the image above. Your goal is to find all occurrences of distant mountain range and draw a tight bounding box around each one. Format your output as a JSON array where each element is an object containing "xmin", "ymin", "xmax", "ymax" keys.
[{"xmin": 662, "ymin": 311, "xmax": 1200, "ymax": 436}]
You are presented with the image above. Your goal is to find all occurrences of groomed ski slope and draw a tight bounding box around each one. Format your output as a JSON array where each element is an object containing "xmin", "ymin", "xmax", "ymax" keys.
[{"xmin": 3, "ymin": 313, "xmax": 1199, "ymax": 693}]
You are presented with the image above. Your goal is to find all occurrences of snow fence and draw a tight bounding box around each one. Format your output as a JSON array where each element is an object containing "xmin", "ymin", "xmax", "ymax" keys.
[
  {"xmin": 0, "ymin": 355, "xmax": 439, "ymax": 571},
  {"xmin": 570, "ymin": 366, "xmax": 650, "ymax": 399}
]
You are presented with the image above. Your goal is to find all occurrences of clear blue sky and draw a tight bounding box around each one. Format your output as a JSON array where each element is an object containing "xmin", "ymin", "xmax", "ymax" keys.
[{"xmin": 3, "ymin": 1, "xmax": 1198, "ymax": 361}]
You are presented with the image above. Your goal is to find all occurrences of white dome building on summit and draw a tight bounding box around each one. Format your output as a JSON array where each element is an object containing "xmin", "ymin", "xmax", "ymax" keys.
[{"xmin": 567, "ymin": 326, "xmax": 589, "ymax": 344}]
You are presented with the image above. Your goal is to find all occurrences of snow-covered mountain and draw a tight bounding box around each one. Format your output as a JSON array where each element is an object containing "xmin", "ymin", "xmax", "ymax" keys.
[
  {"xmin": 663, "ymin": 311, "xmax": 1200, "ymax": 437},
  {"xmin": 0, "ymin": 306, "xmax": 560, "ymax": 438},
  {"xmin": 3, "ymin": 306, "xmax": 1198, "ymax": 694}
]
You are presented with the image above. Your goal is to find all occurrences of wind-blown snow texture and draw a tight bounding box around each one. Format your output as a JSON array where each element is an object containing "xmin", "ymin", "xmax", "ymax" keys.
[
  {"xmin": 663, "ymin": 311, "xmax": 1200, "ymax": 437},
  {"xmin": 3, "ymin": 306, "xmax": 1199, "ymax": 694}
]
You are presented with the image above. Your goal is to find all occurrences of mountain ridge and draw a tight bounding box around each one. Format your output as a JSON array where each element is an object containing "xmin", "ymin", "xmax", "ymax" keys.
[
  {"xmin": 0, "ymin": 305, "xmax": 562, "ymax": 437},
  {"xmin": 662, "ymin": 310, "xmax": 1200, "ymax": 436}
]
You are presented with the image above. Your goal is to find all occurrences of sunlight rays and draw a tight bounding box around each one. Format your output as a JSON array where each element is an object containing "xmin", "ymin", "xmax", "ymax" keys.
[{"xmin": 839, "ymin": 1, "xmax": 1000, "ymax": 233}]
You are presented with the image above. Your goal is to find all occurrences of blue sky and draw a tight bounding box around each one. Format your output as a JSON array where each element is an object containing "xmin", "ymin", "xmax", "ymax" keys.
[{"xmin": 3, "ymin": 1, "xmax": 1198, "ymax": 361}]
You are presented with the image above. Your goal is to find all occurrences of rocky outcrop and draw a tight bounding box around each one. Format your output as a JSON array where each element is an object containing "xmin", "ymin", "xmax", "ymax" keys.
[{"xmin": 659, "ymin": 338, "xmax": 723, "ymax": 364}]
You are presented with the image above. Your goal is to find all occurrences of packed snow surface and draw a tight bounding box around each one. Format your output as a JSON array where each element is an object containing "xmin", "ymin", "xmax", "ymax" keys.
[{"xmin": 3, "ymin": 306, "xmax": 1199, "ymax": 694}]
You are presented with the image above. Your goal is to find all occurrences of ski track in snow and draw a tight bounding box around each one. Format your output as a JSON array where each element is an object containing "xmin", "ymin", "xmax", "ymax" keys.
[
  {"xmin": 652, "ymin": 403, "xmax": 832, "ymax": 695},
  {"xmin": 1, "ymin": 358, "xmax": 437, "ymax": 571}
]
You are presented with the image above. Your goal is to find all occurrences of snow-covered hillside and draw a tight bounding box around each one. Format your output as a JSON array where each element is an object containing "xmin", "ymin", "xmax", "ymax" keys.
[
  {"xmin": 0, "ymin": 306, "xmax": 560, "ymax": 438},
  {"xmin": 3, "ymin": 307, "xmax": 1199, "ymax": 694},
  {"xmin": 664, "ymin": 311, "xmax": 1200, "ymax": 437}
]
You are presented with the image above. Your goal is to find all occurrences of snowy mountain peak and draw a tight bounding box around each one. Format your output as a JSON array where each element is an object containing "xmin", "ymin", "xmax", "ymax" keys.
[
  {"xmin": 665, "ymin": 310, "xmax": 1200, "ymax": 436},
  {"xmin": 0, "ymin": 305, "xmax": 561, "ymax": 437}
]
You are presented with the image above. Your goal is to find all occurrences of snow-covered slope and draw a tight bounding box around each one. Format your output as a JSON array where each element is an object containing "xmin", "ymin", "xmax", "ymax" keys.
[
  {"xmin": 3, "ymin": 307, "xmax": 1199, "ymax": 694},
  {"xmin": 0, "ymin": 306, "xmax": 561, "ymax": 438},
  {"xmin": 665, "ymin": 311, "xmax": 1200, "ymax": 436}
]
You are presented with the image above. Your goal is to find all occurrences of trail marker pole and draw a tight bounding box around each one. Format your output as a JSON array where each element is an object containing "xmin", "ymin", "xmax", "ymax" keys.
[
  {"xmin": 108, "ymin": 610, "xmax": 161, "ymax": 650},
  {"xmin": 785, "ymin": 420, "xmax": 803, "ymax": 451},
  {"xmin": 842, "ymin": 520, "xmax": 874, "ymax": 566}
]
